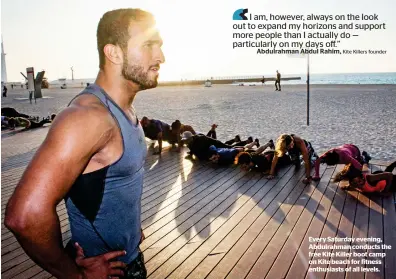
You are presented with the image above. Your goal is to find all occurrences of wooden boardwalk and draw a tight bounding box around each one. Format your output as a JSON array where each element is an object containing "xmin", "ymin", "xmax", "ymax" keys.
[{"xmin": 1, "ymin": 127, "xmax": 396, "ymax": 279}]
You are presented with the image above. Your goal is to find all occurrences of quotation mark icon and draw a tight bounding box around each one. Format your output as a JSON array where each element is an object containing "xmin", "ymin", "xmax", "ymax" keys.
[{"xmin": 233, "ymin": 8, "xmax": 248, "ymax": 20}]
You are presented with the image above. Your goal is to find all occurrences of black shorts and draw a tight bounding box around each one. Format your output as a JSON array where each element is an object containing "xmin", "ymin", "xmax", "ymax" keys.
[{"xmin": 122, "ymin": 251, "xmax": 147, "ymax": 279}]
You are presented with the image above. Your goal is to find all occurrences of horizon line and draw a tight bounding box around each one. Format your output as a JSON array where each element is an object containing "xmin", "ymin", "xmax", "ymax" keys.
[{"xmin": 3, "ymin": 71, "xmax": 396, "ymax": 84}]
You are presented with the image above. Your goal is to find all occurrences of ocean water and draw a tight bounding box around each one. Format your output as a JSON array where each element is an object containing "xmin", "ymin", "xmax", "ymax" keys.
[
  {"xmin": 46, "ymin": 72, "xmax": 396, "ymax": 87},
  {"xmin": 214, "ymin": 72, "xmax": 396, "ymax": 85},
  {"xmin": 282, "ymin": 72, "xmax": 396, "ymax": 85}
]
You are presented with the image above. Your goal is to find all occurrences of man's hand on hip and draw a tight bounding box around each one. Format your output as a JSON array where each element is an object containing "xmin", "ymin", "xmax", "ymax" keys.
[{"xmin": 74, "ymin": 243, "xmax": 127, "ymax": 279}]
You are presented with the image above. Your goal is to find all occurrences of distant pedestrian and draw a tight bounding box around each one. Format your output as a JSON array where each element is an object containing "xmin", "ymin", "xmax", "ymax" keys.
[
  {"xmin": 275, "ymin": 70, "xmax": 281, "ymax": 91},
  {"xmin": 3, "ymin": 85, "xmax": 7, "ymax": 97},
  {"xmin": 29, "ymin": 91, "xmax": 33, "ymax": 104}
]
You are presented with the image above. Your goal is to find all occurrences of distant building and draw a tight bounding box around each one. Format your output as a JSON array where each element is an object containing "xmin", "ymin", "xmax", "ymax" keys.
[{"xmin": 49, "ymin": 78, "xmax": 95, "ymax": 88}]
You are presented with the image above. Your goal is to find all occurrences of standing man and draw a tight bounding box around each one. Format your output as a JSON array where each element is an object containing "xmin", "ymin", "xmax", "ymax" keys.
[
  {"xmin": 5, "ymin": 8, "xmax": 165, "ymax": 279},
  {"xmin": 275, "ymin": 70, "xmax": 281, "ymax": 91},
  {"xmin": 2, "ymin": 83, "xmax": 7, "ymax": 97},
  {"xmin": 29, "ymin": 90, "xmax": 33, "ymax": 104}
]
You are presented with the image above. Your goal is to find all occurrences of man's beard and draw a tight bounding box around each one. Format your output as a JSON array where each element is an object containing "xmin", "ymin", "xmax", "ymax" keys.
[{"xmin": 122, "ymin": 56, "xmax": 158, "ymax": 90}]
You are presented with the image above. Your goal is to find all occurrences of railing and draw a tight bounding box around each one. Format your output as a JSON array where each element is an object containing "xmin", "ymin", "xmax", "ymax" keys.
[{"xmin": 158, "ymin": 76, "xmax": 302, "ymax": 86}]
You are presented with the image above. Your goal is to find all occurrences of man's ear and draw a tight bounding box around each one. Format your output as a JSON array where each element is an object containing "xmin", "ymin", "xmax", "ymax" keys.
[{"xmin": 103, "ymin": 44, "xmax": 123, "ymax": 65}]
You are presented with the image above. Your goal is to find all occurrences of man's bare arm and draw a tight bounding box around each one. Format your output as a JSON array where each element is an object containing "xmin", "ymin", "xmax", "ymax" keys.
[
  {"xmin": 299, "ymin": 141, "xmax": 311, "ymax": 179},
  {"xmin": 268, "ymin": 155, "xmax": 279, "ymax": 178},
  {"xmin": 156, "ymin": 131, "xmax": 163, "ymax": 154},
  {"xmin": 4, "ymin": 104, "xmax": 114, "ymax": 279}
]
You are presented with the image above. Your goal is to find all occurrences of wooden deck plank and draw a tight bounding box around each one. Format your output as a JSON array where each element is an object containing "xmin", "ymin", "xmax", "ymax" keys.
[
  {"xmin": 284, "ymin": 165, "xmax": 343, "ymax": 279},
  {"xmin": 141, "ymin": 167, "xmax": 247, "ymax": 249},
  {"xmin": 144, "ymin": 170, "xmax": 259, "ymax": 278},
  {"xmin": 2, "ymin": 126, "xmax": 396, "ymax": 279},
  {"xmin": 151, "ymin": 167, "xmax": 304, "ymax": 279},
  {"xmin": 365, "ymin": 196, "xmax": 385, "ymax": 279},
  {"xmin": 4, "ymin": 264, "xmax": 44, "ymax": 279},
  {"xmin": 141, "ymin": 168, "xmax": 245, "ymax": 235},
  {"xmin": 193, "ymin": 166, "xmax": 321, "ymax": 279},
  {"xmin": 141, "ymin": 167, "xmax": 231, "ymax": 231},
  {"xmin": 383, "ymin": 191, "xmax": 396, "ymax": 279},
  {"xmin": 141, "ymin": 166, "xmax": 217, "ymax": 212},
  {"xmin": 343, "ymin": 192, "xmax": 371, "ymax": 279},
  {"xmin": 220, "ymin": 169, "xmax": 308, "ymax": 279},
  {"xmin": 143, "ymin": 167, "xmax": 293, "ymax": 270},
  {"xmin": 303, "ymin": 169, "xmax": 348, "ymax": 279},
  {"xmin": 324, "ymin": 191, "xmax": 359, "ymax": 279},
  {"xmin": 261, "ymin": 166, "xmax": 335, "ymax": 279},
  {"xmin": 1, "ymin": 236, "xmax": 71, "ymax": 279},
  {"xmin": 29, "ymin": 270, "xmax": 52, "ymax": 279},
  {"xmin": 175, "ymin": 167, "xmax": 302, "ymax": 279}
]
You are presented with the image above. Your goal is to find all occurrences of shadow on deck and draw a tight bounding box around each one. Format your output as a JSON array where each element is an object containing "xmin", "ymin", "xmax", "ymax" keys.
[{"xmin": 1, "ymin": 129, "xmax": 396, "ymax": 279}]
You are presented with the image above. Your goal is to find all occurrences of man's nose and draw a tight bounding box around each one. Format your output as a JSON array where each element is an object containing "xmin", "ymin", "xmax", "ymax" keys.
[{"xmin": 154, "ymin": 48, "xmax": 165, "ymax": 64}]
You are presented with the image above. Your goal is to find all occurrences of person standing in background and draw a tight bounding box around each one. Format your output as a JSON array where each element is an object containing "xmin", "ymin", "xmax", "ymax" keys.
[{"xmin": 275, "ymin": 70, "xmax": 281, "ymax": 91}]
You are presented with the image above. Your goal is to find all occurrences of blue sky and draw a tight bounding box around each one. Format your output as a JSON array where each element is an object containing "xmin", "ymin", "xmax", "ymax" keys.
[{"xmin": 1, "ymin": 0, "xmax": 395, "ymax": 82}]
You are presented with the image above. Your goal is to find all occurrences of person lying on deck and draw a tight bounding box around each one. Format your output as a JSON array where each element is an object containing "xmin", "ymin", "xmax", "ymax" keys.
[
  {"xmin": 1, "ymin": 107, "xmax": 32, "ymax": 118},
  {"xmin": 313, "ymin": 144, "xmax": 371, "ymax": 181},
  {"xmin": 225, "ymin": 135, "xmax": 259, "ymax": 147},
  {"xmin": 268, "ymin": 134, "xmax": 317, "ymax": 184},
  {"xmin": 181, "ymin": 131, "xmax": 234, "ymax": 161},
  {"xmin": 235, "ymin": 141, "xmax": 294, "ymax": 175},
  {"xmin": 209, "ymin": 139, "xmax": 274, "ymax": 166},
  {"xmin": 6, "ymin": 114, "xmax": 56, "ymax": 130},
  {"xmin": 334, "ymin": 161, "xmax": 396, "ymax": 195}
]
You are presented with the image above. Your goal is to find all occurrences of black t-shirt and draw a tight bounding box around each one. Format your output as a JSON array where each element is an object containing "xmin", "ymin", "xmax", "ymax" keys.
[
  {"xmin": 188, "ymin": 135, "xmax": 232, "ymax": 160},
  {"xmin": 250, "ymin": 150, "xmax": 291, "ymax": 172},
  {"xmin": 143, "ymin": 123, "xmax": 159, "ymax": 140},
  {"xmin": 251, "ymin": 153, "xmax": 272, "ymax": 172},
  {"xmin": 143, "ymin": 120, "xmax": 171, "ymax": 140}
]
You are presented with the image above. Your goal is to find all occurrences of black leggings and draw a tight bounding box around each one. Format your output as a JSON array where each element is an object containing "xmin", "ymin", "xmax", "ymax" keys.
[
  {"xmin": 1, "ymin": 107, "xmax": 31, "ymax": 118},
  {"xmin": 225, "ymin": 138, "xmax": 236, "ymax": 145},
  {"xmin": 27, "ymin": 119, "xmax": 50, "ymax": 129},
  {"xmin": 372, "ymin": 161, "xmax": 396, "ymax": 192},
  {"xmin": 288, "ymin": 140, "xmax": 315, "ymax": 165}
]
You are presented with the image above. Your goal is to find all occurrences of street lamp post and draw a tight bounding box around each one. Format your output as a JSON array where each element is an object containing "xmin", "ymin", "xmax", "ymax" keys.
[{"xmin": 307, "ymin": 54, "xmax": 310, "ymax": 126}]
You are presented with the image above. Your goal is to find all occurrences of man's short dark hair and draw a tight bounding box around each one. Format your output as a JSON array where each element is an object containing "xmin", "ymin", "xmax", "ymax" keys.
[
  {"xmin": 322, "ymin": 151, "xmax": 339, "ymax": 165},
  {"xmin": 97, "ymin": 9, "xmax": 155, "ymax": 69},
  {"xmin": 237, "ymin": 152, "xmax": 252, "ymax": 165},
  {"xmin": 8, "ymin": 118, "xmax": 16, "ymax": 128},
  {"xmin": 171, "ymin": 120, "xmax": 181, "ymax": 131}
]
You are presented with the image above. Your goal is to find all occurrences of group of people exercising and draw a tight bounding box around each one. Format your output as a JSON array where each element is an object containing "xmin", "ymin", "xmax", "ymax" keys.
[
  {"xmin": 141, "ymin": 117, "xmax": 395, "ymax": 195},
  {"xmin": 3, "ymin": 9, "xmax": 394, "ymax": 279},
  {"xmin": 1, "ymin": 107, "xmax": 56, "ymax": 130}
]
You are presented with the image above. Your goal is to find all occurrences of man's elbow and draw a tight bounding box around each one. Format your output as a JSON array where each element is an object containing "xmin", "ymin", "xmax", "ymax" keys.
[
  {"xmin": 4, "ymin": 210, "xmax": 26, "ymax": 233},
  {"xmin": 4, "ymin": 203, "xmax": 35, "ymax": 234}
]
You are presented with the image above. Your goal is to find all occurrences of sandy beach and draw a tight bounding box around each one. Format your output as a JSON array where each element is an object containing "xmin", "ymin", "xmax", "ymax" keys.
[{"xmin": 2, "ymin": 84, "xmax": 395, "ymax": 161}]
